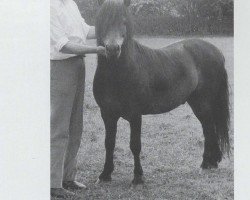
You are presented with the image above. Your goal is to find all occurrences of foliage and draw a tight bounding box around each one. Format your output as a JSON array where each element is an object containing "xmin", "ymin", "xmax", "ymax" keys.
[{"xmin": 74, "ymin": 0, "xmax": 233, "ymax": 36}]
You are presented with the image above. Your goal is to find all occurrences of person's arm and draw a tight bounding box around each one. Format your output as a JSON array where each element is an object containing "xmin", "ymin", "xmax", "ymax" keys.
[
  {"xmin": 86, "ymin": 26, "xmax": 96, "ymax": 39},
  {"xmin": 60, "ymin": 41, "xmax": 106, "ymax": 55}
]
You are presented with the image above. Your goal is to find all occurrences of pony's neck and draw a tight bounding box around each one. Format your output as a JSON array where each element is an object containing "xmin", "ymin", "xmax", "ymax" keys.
[{"xmin": 121, "ymin": 37, "xmax": 137, "ymax": 57}]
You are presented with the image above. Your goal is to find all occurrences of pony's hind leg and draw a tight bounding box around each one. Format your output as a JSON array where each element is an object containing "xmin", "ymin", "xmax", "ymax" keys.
[
  {"xmin": 98, "ymin": 110, "xmax": 119, "ymax": 182},
  {"xmin": 129, "ymin": 115, "xmax": 144, "ymax": 184},
  {"xmin": 188, "ymin": 96, "xmax": 222, "ymax": 169}
]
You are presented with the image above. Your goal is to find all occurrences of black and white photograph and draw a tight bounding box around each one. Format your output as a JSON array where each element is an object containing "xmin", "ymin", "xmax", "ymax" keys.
[
  {"xmin": 2, "ymin": 0, "xmax": 250, "ymax": 200},
  {"xmin": 50, "ymin": 0, "xmax": 234, "ymax": 199}
]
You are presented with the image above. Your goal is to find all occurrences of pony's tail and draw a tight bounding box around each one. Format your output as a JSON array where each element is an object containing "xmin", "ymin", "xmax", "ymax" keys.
[{"xmin": 213, "ymin": 63, "xmax": 231, "ymax": 156}]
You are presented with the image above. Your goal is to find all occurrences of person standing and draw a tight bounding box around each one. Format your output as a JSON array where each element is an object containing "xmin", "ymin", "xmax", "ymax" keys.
[{"xmin": 50, "ymin": 0, "xmax": 105, "ymax": 198}]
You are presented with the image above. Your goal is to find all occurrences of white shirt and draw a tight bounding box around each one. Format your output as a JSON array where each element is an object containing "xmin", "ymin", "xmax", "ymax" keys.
[{"xmin": 50, "ymin": 0, "xmax": 90, "ymax": 60}]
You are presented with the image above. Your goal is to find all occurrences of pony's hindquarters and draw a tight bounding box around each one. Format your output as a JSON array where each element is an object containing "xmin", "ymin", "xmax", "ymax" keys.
[{"xmin": 185, "ymin": 39, "xmax": 230, "ymax": 168}]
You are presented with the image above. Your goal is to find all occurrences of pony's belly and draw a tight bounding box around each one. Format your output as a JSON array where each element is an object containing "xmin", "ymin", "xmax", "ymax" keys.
[{"xmin": 140, "ymin": 99, "xmax": 186, "ymax": 115}]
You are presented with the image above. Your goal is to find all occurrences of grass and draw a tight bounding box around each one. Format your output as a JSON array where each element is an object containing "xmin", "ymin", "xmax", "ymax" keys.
[{"xmin": 53, "ymin": 37, "xmax": 233, "ymax": 200}]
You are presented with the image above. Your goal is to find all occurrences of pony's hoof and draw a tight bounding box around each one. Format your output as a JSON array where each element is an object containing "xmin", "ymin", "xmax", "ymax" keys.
[
  {"xmin": 198, "ymin": 168, "xmax": 210, "ymax": 175},
  {"xmin": 97, "ymin": 174, "xmax": 112, "ymax": 183},
  {"xmin": 95, "ymin": 177, "xmax": 112, "ymax": 185},
  {"xmin": 132, "ymin": 176, "xmax": 144, "ymax": 185},
  {"xmin": 201, "ymin": 160, "xmax": 218, "ymax": 169},
  {"xmin": 130, "ymin": 183, "xmax": 145, "ymax": 190}
]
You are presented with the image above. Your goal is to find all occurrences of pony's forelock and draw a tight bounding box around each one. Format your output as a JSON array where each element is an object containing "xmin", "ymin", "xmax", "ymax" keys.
[{"xmin": 96, "ymin": 0, "xmax": 133, "ymax": 45}]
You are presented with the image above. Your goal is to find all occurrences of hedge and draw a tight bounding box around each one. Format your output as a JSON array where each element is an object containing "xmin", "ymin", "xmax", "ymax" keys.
[{"xmin": 75, "ymin": 0, "xmax": 233, "ymax": 36}]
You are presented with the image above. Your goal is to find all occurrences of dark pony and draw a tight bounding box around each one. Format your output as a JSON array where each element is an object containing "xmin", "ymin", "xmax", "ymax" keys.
[{"xmin": 94, "ymin": 0, "xmax": 230, "ymax": 185}]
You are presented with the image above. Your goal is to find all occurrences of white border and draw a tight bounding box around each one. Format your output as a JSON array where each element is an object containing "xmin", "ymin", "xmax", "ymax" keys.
[
  {"xmin": 235, "ymin": 0, "xmax": 250, "ymax": 199},
  {"xmin": 0, "ymin": 1, "xmax": 50, "ymax": 199}
]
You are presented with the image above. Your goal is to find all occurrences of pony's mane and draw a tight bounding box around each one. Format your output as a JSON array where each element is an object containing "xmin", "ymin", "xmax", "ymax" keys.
[
  {"xmin": 127, "ymin": 39, "xmax": 175, "ymax": 69},
  {"xmin": 96, "ymin": 0, "xmax": 133, "ymax": 45}
]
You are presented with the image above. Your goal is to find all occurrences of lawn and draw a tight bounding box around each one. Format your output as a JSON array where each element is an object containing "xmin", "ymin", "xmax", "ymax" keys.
[{"xmin": 53, "ymin": 37, "xmax": 234, "ymax": 200}]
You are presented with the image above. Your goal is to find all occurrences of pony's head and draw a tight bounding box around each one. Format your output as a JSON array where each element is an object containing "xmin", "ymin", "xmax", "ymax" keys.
[{"xmin": 96, "ymin": 0, "xmax": 133, "ymax": 59}]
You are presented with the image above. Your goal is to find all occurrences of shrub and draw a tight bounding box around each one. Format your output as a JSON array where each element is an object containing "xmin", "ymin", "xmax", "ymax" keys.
[{"xmin": 74, "ymin": 0, "xmax": 233, "ymax": 36}]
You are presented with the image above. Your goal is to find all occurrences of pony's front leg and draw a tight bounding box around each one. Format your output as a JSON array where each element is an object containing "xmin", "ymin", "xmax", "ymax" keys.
[
  {"xmin": 98, "ymin": 111, "xmax": 119, "ymax": 182},
  {"xmin": 129, "ymin": 115, "xmax": 144, "ymax": 185}
]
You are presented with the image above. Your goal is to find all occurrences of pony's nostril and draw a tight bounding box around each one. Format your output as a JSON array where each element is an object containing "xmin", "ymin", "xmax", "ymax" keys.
[{"xmin": 106, "ymin": 44, "xmax": 120, "ymax": 55}]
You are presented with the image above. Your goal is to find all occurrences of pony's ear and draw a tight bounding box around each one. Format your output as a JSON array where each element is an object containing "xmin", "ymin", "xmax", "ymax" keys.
[
  {"xmin": 98, "ymin": 0, "xmax": 105, "ymax": 6},
  {"xmin": 124, "ymin": 0, "xmax": 131, "ymax": 7}
]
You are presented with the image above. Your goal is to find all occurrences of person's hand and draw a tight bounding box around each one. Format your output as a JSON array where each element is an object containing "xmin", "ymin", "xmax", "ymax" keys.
[{"xmin": 97, "ymin": 46, "xmax": 106, "ymax": 56}]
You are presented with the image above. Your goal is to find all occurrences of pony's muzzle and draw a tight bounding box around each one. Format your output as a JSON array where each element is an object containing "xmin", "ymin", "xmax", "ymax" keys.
[{"xmin": 105, "ymin": 44, "xmax": 121, "ymax": 58}]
